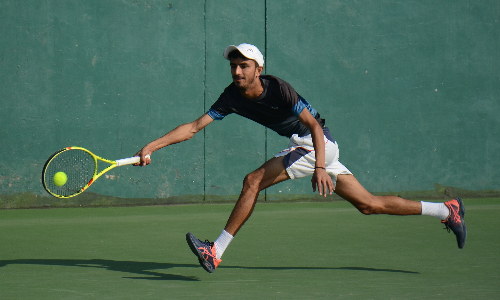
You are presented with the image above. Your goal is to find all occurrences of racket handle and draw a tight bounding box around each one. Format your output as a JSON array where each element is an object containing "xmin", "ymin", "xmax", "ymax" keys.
[{"xmin": 116, "ymin": 154, "xmax": 150, "ymax": 166}]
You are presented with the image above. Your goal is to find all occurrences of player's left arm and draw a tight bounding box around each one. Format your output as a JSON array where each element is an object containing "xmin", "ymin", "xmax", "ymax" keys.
[{"xmin": 297, "ymin": 109, "xmax": 334, "ymax": 197}]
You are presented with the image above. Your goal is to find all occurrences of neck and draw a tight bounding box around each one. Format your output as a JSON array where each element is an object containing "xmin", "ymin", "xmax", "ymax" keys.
[{"xmin": 238, "ymin": 78, "xmax": 264, "ymax": 99}]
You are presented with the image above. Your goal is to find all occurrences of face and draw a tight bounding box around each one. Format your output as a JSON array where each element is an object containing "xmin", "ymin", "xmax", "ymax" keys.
[{"xmin": 230, "ymin": 57, "xmax": 263, "ymax": 90}]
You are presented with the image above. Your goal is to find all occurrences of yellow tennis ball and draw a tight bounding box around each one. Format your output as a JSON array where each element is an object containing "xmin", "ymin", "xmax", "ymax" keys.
[{"xmin": 53, "ymin": 172, "xmax": 68, "ymax": 187}]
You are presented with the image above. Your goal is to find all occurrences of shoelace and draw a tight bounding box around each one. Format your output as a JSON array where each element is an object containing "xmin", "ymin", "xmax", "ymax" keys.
[
  {"xmin": 198, "ymin": 240, "xmax": 216, "ymax": 259},
  {"xmin": 443, "ymin": 222, "xmax": 451, "ymax": 233}
]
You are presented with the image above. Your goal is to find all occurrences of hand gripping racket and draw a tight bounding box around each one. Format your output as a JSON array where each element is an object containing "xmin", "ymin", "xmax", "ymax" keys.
[{"xmin": 42, "ymin": 146, "xmax": 149, "ymax": 198}]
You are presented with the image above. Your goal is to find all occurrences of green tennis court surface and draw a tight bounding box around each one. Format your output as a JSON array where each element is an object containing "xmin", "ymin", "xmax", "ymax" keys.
[{"xmin": 1, "ymin": 198, "xmax": 498, "ymax": 299}]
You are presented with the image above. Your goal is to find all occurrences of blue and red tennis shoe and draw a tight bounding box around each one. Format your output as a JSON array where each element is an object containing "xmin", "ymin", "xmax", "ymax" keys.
[
  {"xmin": 442, "ymin": 198, "xmax": 467, "ymax": 249},
  {"xmin": 186, "ymin": 232, "xmax": 221, "ymax": 273}
]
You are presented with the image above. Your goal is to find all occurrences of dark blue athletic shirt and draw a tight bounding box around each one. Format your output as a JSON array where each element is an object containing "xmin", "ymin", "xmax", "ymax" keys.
[{"xmin": 207, "ymin": 75, "xmax": 325, "ymax": 138}]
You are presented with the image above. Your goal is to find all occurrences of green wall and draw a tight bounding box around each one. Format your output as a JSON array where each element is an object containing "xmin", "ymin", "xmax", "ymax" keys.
[{"xmin": 1, "ymin": 0, "xmax": 499, "ymax": 202}]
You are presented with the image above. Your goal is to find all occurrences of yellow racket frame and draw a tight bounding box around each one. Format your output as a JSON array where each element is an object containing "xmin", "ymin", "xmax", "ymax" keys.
[{"xmin": 42, "ymin": 146, "xmax": 144, "ymax": 198}]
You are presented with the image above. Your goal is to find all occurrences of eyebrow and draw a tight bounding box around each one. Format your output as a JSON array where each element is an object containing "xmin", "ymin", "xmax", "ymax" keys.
[{"xmin": 230, "ymin": 61, "xmax": 252, "ymax": 66}]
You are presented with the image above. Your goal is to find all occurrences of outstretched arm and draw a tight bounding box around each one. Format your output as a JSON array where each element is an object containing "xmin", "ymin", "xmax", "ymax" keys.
[
  {"xmin": 297, "ymin": 109, "xmax": 334, "ymax": 197},
  {"xmin": 135, "ymin": 113, "xmax": 214, "ymax": 166}
]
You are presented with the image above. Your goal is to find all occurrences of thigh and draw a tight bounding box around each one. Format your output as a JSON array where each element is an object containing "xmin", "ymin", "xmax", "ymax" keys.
[
  {"xmin": 252, "ymin": 156, "xmax": 291, "ymax": 191},
  {"xmin": 334, "ymin": 174, "xmax": 374, "ymax": 206}
]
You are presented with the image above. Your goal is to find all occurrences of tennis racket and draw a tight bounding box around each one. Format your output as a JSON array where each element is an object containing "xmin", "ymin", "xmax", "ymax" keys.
[{"xmin": 42, "ymin": 146, "xmax": 149, "ymax": 198}]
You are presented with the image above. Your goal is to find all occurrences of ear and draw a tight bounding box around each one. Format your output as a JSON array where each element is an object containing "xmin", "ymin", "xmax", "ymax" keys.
[{"xmin": 255, "ymin": 65, "xmax": 264, "ymax": 77}]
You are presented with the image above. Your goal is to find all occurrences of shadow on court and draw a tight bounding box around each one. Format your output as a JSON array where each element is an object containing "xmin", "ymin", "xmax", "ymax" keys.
[
  {"xmin": 0, "ymin": 259, "xmax": 419, "ymax": 281},
  {"xmin": 224, "ymin": 266, "xmax": 419, "ymax": 274},
  {"xmin": 0, "ymin": 259, "xmax": 200, "ymax": 281}
]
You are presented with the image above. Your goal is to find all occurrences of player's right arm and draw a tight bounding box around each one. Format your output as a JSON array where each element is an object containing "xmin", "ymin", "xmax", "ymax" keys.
[{"xmin": 135, "ymin": 113, "xmax": 214, "ymax": 166}]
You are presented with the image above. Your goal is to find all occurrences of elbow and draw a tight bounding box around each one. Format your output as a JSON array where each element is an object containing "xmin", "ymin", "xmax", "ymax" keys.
[
  {"xmin": 184, "ymin": 123, "xmax": 201, "ymax": 141},
  {"xmin": 184, "ymin": 132, "xmax": 195, "ymax": 141},
  {"xmin": 311, "ymin": 122, "xmax": 324, "ymax": 135}
]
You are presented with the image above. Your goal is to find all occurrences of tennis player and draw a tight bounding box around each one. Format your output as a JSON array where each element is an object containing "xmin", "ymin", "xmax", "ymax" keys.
[{"xmin": 135, "ymin": 43, "xmax": 466, "ymax": 273}]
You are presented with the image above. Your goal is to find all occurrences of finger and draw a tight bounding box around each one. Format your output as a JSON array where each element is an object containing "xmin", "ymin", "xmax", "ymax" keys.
[
  {"xmin": 311, "ymin": 177, "xmax": 317, "ymax": 192},
  {"xmin": 140, "ymin": 154, "xmax": 151, "ymax": 166},
  {"xmin": 318, "ymin": 180, "xmax": 324, "ymax": 196},
  {"xmin": 132, "ymin": 152, "xmax": 141, "ymax": 166}
]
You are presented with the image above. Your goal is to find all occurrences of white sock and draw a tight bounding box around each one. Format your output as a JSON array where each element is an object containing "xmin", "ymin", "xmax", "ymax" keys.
[
  {"xmin": 214, "ymin": 230, "xmax": 233, "ymax": 260},
  {"xmin": 421, "ymin": 201, "xmax": 449, "ymax": 220}
]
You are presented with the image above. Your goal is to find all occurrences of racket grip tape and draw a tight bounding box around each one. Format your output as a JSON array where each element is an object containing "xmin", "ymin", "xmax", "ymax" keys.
[{"xmin": 116, "ymin": 154, "xmax": 150, "ymax": 166}]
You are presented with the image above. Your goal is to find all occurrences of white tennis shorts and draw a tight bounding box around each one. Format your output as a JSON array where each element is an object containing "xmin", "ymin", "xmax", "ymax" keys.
[{"xmin": 275, "ymin": 128, "xmax": 352, "ymax": 185}]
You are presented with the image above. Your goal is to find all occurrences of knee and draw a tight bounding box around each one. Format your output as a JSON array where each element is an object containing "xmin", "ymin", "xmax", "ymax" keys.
[
  {"xmin": 355, "ymin": 199, "xmax": 383, "ymax": 215},
  {"xmin": 242, "ymin": 171, "xmax": 263, "ymax": 192}
]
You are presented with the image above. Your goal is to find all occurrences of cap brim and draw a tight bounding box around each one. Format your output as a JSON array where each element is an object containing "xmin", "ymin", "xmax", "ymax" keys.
[{"xmin": 223, "ymin": 45, "xmax": 239, "ymax": 60}]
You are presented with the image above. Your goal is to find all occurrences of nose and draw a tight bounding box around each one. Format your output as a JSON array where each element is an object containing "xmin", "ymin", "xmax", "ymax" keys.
[{"xmin": 232, "ymin": 65, "xmax": 242, "ymax": 76}]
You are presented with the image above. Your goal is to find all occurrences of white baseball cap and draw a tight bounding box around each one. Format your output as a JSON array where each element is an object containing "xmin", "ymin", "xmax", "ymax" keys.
[{"xmin": 223, "ymin": 43, "xmax": 264, "ymax": 67}]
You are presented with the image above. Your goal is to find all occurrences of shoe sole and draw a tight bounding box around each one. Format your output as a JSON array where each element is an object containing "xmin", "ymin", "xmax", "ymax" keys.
[
  {"xmin": 186, "ymin": 232, "xmax": 214, "ymax": 273},
  {"xmin": 456, "ymin": 198, "xmax": 467, "ymax": 249},
  {"xmin": 461, "ymin": 220, "xmax": 467, "ymax": 249},
  {"xmin": 186, "ymin": 232, "xmax": 199, "ymax": 256}
]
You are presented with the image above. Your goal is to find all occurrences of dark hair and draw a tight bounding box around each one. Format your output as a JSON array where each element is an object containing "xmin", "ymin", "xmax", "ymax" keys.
[{"xmin": 228, "ymin": 50, "xmax": 260, "ymax": 68}]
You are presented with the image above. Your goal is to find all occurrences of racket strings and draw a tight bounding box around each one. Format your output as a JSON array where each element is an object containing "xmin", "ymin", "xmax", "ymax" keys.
[{"xmin": 44, "ymin": 150, "xmax": 96, "ymax": 197}]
